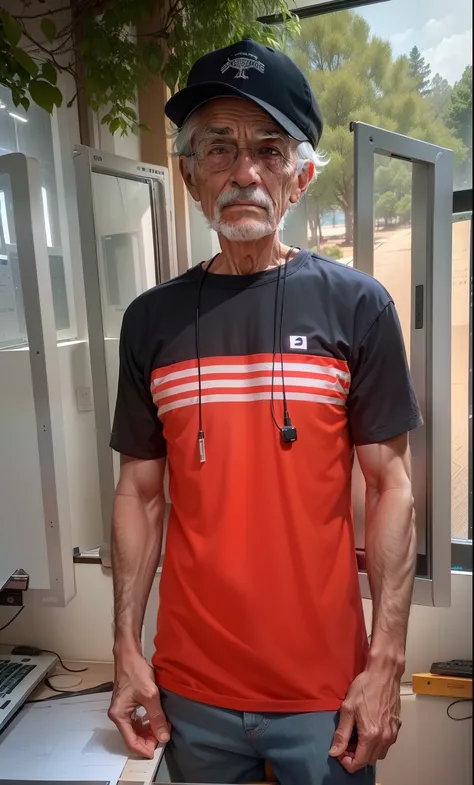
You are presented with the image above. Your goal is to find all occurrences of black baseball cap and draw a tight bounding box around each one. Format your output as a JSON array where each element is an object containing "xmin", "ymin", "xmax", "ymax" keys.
[{"xmin": 165, "ymin": 39, "xmax": 323, "ymax": 149}]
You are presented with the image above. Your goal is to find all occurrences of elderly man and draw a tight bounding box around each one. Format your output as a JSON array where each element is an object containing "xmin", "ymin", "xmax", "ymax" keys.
[{"xmin": 108, "ymin": 39, "xmax": 420, "ymax": 785}]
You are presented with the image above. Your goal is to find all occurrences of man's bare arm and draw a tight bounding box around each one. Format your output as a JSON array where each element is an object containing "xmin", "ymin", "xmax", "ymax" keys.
[
  {"xmin": 330, "ymin": 432, "xmax": 417, "ymax": 773},
  {"xmin": 109, "ymin": 454, "xmax": 169, "ymax": 758},
  {"xmin": 112, "ymin": 454, "xmax": 166, "ymax": 653},
  {"xmin": 359, "ymin": 432, "xmax": 417, "ymax": 670}
]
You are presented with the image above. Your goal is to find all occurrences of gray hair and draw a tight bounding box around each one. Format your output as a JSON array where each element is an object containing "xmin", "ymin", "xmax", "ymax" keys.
[{"xmin": 170, "ymin": 116, "xmax": 328, "ymax": 183}]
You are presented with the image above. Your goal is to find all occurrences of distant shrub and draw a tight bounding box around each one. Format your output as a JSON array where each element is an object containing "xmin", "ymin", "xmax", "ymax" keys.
[{"xmin": 321, "ymin": 245, "xmax": 344, "ymax": 261}]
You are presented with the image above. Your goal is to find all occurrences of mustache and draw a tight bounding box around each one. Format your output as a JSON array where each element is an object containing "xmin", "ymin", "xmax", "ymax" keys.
[{"xmin": 216, "ymin": 187, "xmax": 274, "ymax": 214}]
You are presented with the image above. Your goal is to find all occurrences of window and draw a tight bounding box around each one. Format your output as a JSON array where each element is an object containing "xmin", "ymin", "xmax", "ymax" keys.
[
  {"xmin": 0, "ymin": 86, "xmax": 76, "ymax": 340},
  {"xmin": 282, "ymin": 0, "xmax": 473, "ymax": 585}
]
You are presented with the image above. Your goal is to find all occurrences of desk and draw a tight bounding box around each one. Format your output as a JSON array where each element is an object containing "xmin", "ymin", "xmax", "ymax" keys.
[{"xmin": 30, "ymin": 660, "xmax": 161, "ymax": 785}]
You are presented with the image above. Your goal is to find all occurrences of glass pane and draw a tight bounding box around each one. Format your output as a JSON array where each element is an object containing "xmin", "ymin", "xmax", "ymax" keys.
[
  {"xmin": 0, "ymin": 85, "xmax": 73, "ymax": 335},
  {"xmin": 0, "ymin": 173, "xmax": 27, "ymax": 349},
  {"xmin": 451, "ymin": 214, "xmax": 472, "ymax": 540},
  {"xmin": 91, "ymin": 172, "xmax": 156, "ymax": 341},
  {"xmin": 373, "ymin": 155, "xmax": 413, "ymax": 361},
  {"xmin": 91, "ymin": 172, "xmax": 157, "ymax": 483},
  {"xmin": 351, "ymin": 154, "xmax": 417, "ymax": 551}
]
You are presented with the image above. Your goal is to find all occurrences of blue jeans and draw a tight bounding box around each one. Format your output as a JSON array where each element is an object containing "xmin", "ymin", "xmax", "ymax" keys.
[{"xmin": 158, "ymin": 688, "xmax": 376, "ymax": 785}]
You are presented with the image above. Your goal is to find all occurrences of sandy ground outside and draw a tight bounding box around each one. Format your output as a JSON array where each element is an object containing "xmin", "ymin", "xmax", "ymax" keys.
[{"xmin": 320, "ymin": 219, "xmax": 471, "ymax": 540}]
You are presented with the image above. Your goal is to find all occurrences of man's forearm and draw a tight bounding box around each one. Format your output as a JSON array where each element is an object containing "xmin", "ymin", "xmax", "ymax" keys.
[
  {"xmin": 111, "ymin": 489, "xmax": 165, "ymax": 656},
  {"xmin": 365, "ymin": 485, "xmax": 417, "ymax": 673}
]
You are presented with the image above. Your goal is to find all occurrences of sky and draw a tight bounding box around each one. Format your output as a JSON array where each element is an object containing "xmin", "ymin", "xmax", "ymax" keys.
[
  {"xmin": 293, "ymin": 0, "xmax": 473, "ymax": 85},
  {"xmin": 347, "ymin": 0, "xmax": 472, "ymax": 85}
]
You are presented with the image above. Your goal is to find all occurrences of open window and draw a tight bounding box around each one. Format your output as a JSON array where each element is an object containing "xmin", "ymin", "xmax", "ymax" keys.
[
  {"xmin": 352, "ymin": 121, "xmax": 454, "ymax": 606},
  {"xmin": 73, "ymin": 146, "xmax": 176, "ymax": 557}
]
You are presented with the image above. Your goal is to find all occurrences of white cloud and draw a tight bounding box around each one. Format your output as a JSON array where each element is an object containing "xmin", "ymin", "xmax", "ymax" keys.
[
  {"xmin": 424, "ymin": 14, "xmax": 459, "ymax": 42},
  {"xmin": 391, "ymin": 28, "xmax": 414, "ymax": 47},
  {"xmin": 422, "ymin": 28, "xmax": 473, "ymax": 84}
]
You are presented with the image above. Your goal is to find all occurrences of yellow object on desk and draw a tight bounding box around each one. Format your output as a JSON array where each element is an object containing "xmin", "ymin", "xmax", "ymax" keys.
[{"xmin": 412, "ymin": 672, "xmax": 472, "ymax": 698}]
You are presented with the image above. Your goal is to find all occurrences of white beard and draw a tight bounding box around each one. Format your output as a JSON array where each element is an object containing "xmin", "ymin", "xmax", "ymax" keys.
[
  {"xmin": 209, "ymin": 215, "xmax": 275, "ymax": 241},
  {"xmin": 208, "ymin": 186, "xmax": 278, "ymax": 241}
]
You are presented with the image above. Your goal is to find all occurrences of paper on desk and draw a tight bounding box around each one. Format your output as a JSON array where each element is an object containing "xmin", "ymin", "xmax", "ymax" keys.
[{"xmin": 0, "ymin": 692, "xmax": 128, "ymax": 783}]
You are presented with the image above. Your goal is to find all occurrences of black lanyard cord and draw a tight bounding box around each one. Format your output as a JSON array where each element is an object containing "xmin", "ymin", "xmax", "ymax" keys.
[{"xmin": 196, "ymin": 253, "xmax": 219, "ymax": 463}]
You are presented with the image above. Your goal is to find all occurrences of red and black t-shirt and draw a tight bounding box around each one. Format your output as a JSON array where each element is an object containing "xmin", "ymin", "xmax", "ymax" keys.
[{"xmin": 110, "ymin": 249, "xmax": 422, "ymax": 713}]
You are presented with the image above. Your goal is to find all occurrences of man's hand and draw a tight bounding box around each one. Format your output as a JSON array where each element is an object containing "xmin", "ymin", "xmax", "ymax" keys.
[
  {"xmin": 108, "ymin": 652, "xmax": 170, "ymax": 760},
  {"xmin": 329, "ymin": 668, "xmax": 402, "ymax": 773}
]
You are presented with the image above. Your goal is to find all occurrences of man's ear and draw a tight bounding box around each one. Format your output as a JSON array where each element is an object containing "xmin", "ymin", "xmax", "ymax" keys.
[
  {"xmin": 179, "ymin": 156, "xmax": 200, "ymax": 202},
  {"xmin": 289, "ymin": 161, "xmax": 315, "ymax": 204}
]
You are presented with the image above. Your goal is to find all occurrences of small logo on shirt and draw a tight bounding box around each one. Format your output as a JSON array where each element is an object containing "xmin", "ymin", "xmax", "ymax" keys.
[{"xmin": 289, "ymin": 335, "xmax": 308, "ymax": 350}]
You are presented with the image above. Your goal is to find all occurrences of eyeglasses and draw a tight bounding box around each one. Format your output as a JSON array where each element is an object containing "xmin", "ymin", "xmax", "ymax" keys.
[{"xmin": 188, "ymin": 140, "xmax": 292, "ymax": 174}]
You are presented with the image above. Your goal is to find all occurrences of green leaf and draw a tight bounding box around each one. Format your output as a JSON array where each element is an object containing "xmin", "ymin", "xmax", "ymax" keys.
[
  {"xmin": 162, "ymin": 61, "xmax": 178, "ymax": 92},
  {"xmin": 41, "ymin": 61, "xmax": 57, "ymax": 85},
  {"xmin": 20, "ymin": 96, "xmax": 30, "ymax": 111},
  {"xmin": 138, "ymin": 122, "xmax": 151, "ymax": 132},
  {"xmin": 100, "ymin": 112, "xmax": 112, "ymax": 124},
  {"xmin": 142, "ymin": 42, "xmax": 163, "ymax": 75},
  {"xmin": 41, "ymin": 18, "xmax": 57, "ymax": 44},
  {"xmin": 29, "ymin": 79, "xmax": 63, "ymax": 113},
  {"xmin": 13, "ymin": 47, "xmax": 38, "ymax": 78},
  {"xmin": 122, "ymin": 105, "xmax": 137, "ymax": 121},
  {"xmin": 1, "ymin": 11, "xmax": 22, "ymax": 46},
  {"xmin": 109, "ymin": 117, "xmax": 121, "ymax": 134}
]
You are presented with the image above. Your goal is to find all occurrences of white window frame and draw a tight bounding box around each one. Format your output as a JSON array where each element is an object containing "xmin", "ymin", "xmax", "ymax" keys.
[
  {"xmin": 73, "ymin": 145, "xmax": 176, "ymax": 557},
  {"xmin": 352, "ymin": 121, "xmax": 453, "ymax": 607},
  {"xmin": 0, "ymin": 152, "xmax": 74, "ymax": 606}
]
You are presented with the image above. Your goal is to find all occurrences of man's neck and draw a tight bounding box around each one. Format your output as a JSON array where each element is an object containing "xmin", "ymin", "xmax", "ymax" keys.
[{"xmin": 208, "ymin": 234, "xmax": 295, "ymax": 275}]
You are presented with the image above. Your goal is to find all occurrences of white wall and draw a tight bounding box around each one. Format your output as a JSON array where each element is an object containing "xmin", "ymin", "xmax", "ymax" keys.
[{"xmin": 1, "ymin": 568, "xmax": 471, "ymax": 784}]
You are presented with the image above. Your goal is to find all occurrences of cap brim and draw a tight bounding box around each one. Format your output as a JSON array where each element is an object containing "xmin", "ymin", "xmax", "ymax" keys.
[{"xmin": 165, "ymin": 82, "xmax": 309, "ymax": 144}]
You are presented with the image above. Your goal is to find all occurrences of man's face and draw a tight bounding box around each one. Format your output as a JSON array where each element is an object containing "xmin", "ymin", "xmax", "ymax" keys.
[{"xmin": 180, "ymin": 98, "xmax": 312, "ymax": 241}]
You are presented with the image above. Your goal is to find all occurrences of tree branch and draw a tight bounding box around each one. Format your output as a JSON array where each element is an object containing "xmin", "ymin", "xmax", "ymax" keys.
[
  {"xmin": 19, "ymin": 24, "xmax": 76, "ymax": 77},
  {"xmin": 11, "ymin": 4, "xmax": 73, "ymax": 20}
]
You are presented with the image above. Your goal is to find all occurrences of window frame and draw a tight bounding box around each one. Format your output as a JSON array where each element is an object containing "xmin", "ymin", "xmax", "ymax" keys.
[
  {"xmin": 352, "ymin": 120, "xmax": 454, "ymax": 606},
  {"xmin": 73, "ymin": 144, "xmax": 176, "ymax": 554},
  {"xmin": 258, "ymin": 0, "xmax": 390, "ymax": 24},
  {"xmin": 451, "ymin": 188, "xmax": 473, "ymax": 572}
]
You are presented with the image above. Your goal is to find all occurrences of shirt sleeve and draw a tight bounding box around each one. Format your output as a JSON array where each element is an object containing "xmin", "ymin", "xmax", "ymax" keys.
[
  {"xmin": 348, "ymin": 301, "xmax": 423, "ymax": 445},
  {"xmin": 109, "ymin": 304, "xmax": 167, "ymax": 460}
]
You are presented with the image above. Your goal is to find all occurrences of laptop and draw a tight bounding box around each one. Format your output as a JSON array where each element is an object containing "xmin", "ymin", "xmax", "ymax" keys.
[{"xmin": 0, "ymin": 651, "xmax": 57, "ymax": 732}]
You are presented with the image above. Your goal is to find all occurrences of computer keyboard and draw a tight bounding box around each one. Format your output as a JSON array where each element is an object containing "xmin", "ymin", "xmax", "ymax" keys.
[
  {"xmin": 430, "ymin": 659, "xmax": 473, "ymax": 678},
  {"xmin": 0, "ymin": 659, "xmax": 36, "ymax": 698}
]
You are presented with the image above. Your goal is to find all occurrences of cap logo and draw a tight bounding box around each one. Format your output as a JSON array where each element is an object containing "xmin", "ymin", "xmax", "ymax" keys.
[{"xmin": 221, "ymin": 52, "xmax": 265, "ymax": 80}]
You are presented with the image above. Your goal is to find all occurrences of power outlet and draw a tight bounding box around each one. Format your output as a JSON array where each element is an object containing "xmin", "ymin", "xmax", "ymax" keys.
[{"xmin": 76, "ymin": 386, "xmax": 94, "ymax": 412}]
